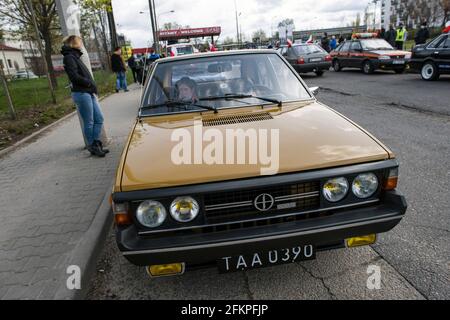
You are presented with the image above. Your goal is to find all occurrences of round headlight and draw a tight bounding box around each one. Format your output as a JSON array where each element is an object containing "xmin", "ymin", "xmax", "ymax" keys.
[
  {"xmin": 352, "ymin": 173, "xmax": 379, "ymax": 199},
  {"xmin": 170, "ymin": 197, "xmax": 200, "ymax": 223},
  {"xmin": 323, "ymin": 177, "xmax": 349, "ymax": 203},
  {"xmin": 136, "ymin": 201, "xmax": 167, "ymax": 228}
]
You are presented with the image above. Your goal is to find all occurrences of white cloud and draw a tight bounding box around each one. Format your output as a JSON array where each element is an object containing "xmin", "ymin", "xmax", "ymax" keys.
[{"xmin": 112, "ymin": 0, "xmax": 366, "ymax": 48}]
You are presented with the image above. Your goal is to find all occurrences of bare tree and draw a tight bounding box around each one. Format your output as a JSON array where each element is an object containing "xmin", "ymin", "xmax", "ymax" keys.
[{"xmin": 0, "ymin": 0, "xmax": 60, "ymax": 88}]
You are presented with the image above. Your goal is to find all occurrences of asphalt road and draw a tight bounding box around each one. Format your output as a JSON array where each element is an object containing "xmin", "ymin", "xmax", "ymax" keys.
[{"xmin": 87, "ymin": 69, "xmax": 449, "ymax": 300}]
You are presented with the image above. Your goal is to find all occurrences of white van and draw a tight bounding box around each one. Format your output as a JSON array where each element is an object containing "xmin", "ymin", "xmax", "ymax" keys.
[{"xmin": 167, "ymin": 43, "xmax": 196, "ymax": 57}]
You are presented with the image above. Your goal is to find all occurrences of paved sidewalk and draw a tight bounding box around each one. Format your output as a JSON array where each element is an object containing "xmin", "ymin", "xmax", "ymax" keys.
[{"xmin": 0, "ymin": 85, "xmax": 141, "ymax": 299}]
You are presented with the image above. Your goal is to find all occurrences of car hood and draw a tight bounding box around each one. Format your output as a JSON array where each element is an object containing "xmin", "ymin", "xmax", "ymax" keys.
[{"xmin": 118, "ymin": 102, "xmax": 391, "ymax": 192}]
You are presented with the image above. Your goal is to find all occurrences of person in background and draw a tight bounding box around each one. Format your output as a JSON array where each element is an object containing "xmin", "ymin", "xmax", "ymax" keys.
[
  {"xmin": 379, "ymin": 28, "xmax": 386, "ymax": 40},
  {"xmin": 148, "ymin": 49, "xmax": 160, "ymax": 63},
  {"xmin": 61, "ymin": 35, "xmax": 109, "ymax": 158},
  {"xmin": 330, "ymin": 35, "xmax": 337, "ymax": 51},
  {"xmin": 111, "ymin": 47, "xmax": 128, "ymax": 93},
  {"xmin": 321, "ymin": 32, "xmax": 331, "ymax": 52},
  {"xmin": 415, "ymin": 22, "xmax": 430, "ymax": 45},
  {"xmin": 338, "ymin": 35, "xmax": 345, "ymax": 44},
  {"xmin": 385, "ymin": 24, "xmax": 397, "ymax": 48},
  {"xmin": 127, "ymin": 54, "xmax": 138, "ymax": 84},
  {"xmin": 395, "ymin": 23, "xmax": 407, "ymax": 50}
]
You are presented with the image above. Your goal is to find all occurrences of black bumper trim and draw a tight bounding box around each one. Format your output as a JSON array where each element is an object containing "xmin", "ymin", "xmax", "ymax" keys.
[
  {"xmin": 125, "ymin": 215, "xmax": 399, "ymax": 256},
  {"xmin": 118, "ymin": 191, "xmax": 406, "ymax": 266}
]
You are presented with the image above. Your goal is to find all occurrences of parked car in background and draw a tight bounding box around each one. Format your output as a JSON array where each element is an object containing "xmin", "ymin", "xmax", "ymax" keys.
[
  {"xmin": 277, "ymin": 43, "xmax": 332, "ymax": 76},
  {"xmin": 167, "ymin": 43, "xmax": 196, "ymax": 57},
  {"xmin": 12, "ymin": 70, "xmax": 39, "ymax": 80},
  {"xmin": 409, "ymin": 33, "xmax": 450, "ymax": 81},
  {"xmin": 331, "ymin": 34, "xmax": 411, "ymax": 74},
  {"xmin": 111, "ymin": 50, "xmax": 406, "ymax": 277}
]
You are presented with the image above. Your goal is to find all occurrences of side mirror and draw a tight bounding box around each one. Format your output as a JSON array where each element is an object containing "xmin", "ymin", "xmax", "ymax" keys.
[{"xmin": 309, "ymin": 86, "xmax": 320, "ymax": 96}]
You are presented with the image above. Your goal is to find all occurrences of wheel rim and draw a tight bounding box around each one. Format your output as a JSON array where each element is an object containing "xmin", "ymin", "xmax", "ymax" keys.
[
  {"xmin": 364, "ymin": 62, "xmax": 371, "ymax": 73},
  {"xmin": 422, "ymin": 64, "xmax": 434, "ymax": 79}
]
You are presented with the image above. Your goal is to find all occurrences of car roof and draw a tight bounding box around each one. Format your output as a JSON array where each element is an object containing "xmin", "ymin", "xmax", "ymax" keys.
[{"xmin": 156, "ymin": 49, "xmax": 279, "ymax": 63}]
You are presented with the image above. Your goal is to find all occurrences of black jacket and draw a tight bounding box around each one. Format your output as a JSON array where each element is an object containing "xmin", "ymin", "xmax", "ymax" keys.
[
  {"xmin": 111, "ymin": 53, "xmax": 126, "ymax": 72},
  {"xmin": 415, "ymin": 27, "xmax": 429, "ymax": 44},
  {"xmin": 61, "ymin": 45, "xmax": 97, "ymax": 94},
  {"xmin": 385, "ymin": 29, "xmax": 396, "ymax": 47},
  {"xmin": 321, "ymin": 37, "xmax": 331, "ymax": 52}
]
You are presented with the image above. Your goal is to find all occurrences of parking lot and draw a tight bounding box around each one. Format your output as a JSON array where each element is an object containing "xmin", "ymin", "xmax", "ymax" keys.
[{"xmin": 87, "ymin": 69, "xmax": 450, "ymax": 300}]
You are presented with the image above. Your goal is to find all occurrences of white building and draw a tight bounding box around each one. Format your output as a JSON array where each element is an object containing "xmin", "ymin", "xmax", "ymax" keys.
[
  {"xmin": 381, "ymin": 0, "xmax": 392, "ymax": 29},
  {"xmin": 380, "ymin": 0, "xmax": 445, "ymax": 29},
  {"xmin": 0, "ymin": 44, "xmax": 27, "ymax": 76},
  {"xmin": 365, "ymin": 1, "xmax": 383, "ymax": 30}
]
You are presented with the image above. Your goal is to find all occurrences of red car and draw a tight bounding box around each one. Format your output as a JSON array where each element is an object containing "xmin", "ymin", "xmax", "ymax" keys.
[{"xmin": 331, "ymin": 34, "xmax": 411, "ymax": 74}]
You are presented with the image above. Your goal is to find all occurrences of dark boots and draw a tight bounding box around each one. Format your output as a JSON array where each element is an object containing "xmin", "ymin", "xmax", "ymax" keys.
[
  {"xmin": 88, "ymin": 141, "xmax": 109, "ymax": 158},
  {"xmin": 95, "ymin": 140, "xmax": 109, "ymax": 154},
  {"xmin": 88, "ymin": 142, "xmax": 105, "ymax": 158}
]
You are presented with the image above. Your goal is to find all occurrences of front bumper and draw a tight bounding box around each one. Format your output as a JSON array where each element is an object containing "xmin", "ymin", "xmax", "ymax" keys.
[
  {"xmin": 408, "ymin": 59, "xmax": 423, "ymax": 71},
  {"xmin": 373, "ymin": 59, "xmax": 408, "ymax": 70},
  {"xmin": 117, "ymin": 190, "xmax": 406, "ymax": 267}
]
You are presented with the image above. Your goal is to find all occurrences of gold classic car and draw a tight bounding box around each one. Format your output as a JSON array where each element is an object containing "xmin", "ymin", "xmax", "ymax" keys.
[{"xmin": 112, "ymin": 50, "xmax": 406, "ymax": 277}]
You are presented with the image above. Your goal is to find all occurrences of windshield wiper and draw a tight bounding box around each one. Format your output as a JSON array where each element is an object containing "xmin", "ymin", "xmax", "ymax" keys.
[
  {"xmin": 200, "ymin": 94, "xmax": 282, "ymax": 107},
  {"xmin": 141, "ymin": 100, "xmax": 218, "ymax": 114}
]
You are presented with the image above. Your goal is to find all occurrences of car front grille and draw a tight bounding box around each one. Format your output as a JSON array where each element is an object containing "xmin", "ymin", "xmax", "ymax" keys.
[{"xmin": 203, "ymin": 181, "xmax": 320, "ymax": 224}]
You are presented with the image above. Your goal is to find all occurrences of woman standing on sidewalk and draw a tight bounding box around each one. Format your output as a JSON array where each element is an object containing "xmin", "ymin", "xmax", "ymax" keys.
[
  {"xmin": 61, "ymin": 35, "xmax": 109, "ymax": 158},
  {"xmin": 111, "ymin": 47, "xmax": 129, "ymax": 93}
]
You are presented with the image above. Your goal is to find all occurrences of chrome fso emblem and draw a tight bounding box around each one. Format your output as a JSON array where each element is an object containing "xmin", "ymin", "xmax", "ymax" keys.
[{"xmin": 254, "ymin": 193, "xmax": 275, "ymax": 212}]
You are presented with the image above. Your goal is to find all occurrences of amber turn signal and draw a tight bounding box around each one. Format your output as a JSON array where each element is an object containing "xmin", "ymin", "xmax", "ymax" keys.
[
  {"xmin": 384, "ymin": 168, "xmax": 399, "ymax": 190},
  {"xmin": 112, "ymin": 202, "xmax": 132, "ymax": 226},
  {"xmin": 114, "ymin": 214, "xmax": 132, "ymax": 226},
  {"xmin": 346, "ymin": 234, "xmax": 377, "ymax": 248},
  {"xmin": 147, "ymin": 263, "xmax": 185, "ymax": 277}
]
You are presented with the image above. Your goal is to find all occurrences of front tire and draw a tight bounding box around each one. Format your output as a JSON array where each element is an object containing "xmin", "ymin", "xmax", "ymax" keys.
[
  {"xmin": 362, "ymin": 60, "xmax": 374, "ymax": 74},
  {"xmin": 421, "ymin": 62, "xmax": 439, "ymax": 81}
]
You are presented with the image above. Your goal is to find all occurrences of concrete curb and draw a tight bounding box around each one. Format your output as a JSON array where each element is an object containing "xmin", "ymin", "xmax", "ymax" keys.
[
  {"xmin": 54, "ymin": 182, "xmax": 114, "ymax": 300},
  {"xmin": 0, "ymin": 93, "xmax": 112, "ymax": 159}
]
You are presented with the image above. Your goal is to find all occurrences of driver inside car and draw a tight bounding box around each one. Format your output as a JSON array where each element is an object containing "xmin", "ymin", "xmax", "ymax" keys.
[{"xmin": 175, "ymin": 77, "xmax": 199, "ymax": 103}]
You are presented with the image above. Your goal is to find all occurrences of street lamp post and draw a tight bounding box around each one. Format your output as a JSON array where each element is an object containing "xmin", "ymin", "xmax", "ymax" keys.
[
  {"xmin": 234, "ymin": 0, "xmax": 240, "ymax": 45},
  {"xmin": 140, "ymin": 9, "xmax": 174, "ymax": 54}
]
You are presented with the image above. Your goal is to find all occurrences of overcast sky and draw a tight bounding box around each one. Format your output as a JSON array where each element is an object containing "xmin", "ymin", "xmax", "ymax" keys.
[{"xmin": 111, "ymin": 0, "xmax": 368, "ymax": 48}]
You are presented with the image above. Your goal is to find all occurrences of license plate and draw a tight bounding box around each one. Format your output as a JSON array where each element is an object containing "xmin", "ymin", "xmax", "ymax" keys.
[
  {"xmin": 217, "ymin": 245, "xmax": 316, "ymax": 273},
  {"xmin": 393, "ymin": 60, "xmax": 405, "ymax": 64},
  {"xmin": 310, "ymin": 58, "xmax": 322, "ymax": 62}
]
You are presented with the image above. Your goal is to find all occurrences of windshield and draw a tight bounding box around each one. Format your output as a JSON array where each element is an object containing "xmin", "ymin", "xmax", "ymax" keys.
[
  {"xmin": 142, "ymin": 53, "xmax": 311, "ymax": 115},
  {"xmin": 294, "ymin": 45, "xmax": 325, "ymax": 55},
  {"xmin": 361, "ymin": 39, "xmax": 394, "ymax": 50}
]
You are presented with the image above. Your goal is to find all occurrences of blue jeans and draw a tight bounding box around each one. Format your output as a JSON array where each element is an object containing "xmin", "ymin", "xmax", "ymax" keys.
[
  {"xmin": 116, "ymin": 71, "xmax": 128, "ymax": 90},
  {"xmin": 71, "ymin": 92, "xmax": 104, "ymax": 146}
]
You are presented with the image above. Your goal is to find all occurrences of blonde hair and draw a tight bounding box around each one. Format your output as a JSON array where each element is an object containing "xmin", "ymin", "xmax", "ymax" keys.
[{"xmin": 63, "ymin": 35, "xmax": 82, "ymax": 48}]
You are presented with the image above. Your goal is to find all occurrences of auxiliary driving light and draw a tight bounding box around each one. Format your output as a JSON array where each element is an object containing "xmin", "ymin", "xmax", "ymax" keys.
[
  {"xmin": 170, "ymin": 197, "xmax": 200, "ymax": 223},
  {"xmin": 146, "ymin": 263, "xmax": 185, "ymax": 277},
  {"xmin": 323, "ymin": 177, "xmax": 349, "ymax": 203},
  {"xmin": 346, "ymin": 234, "xmax": 377, "ymax": 248}
]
